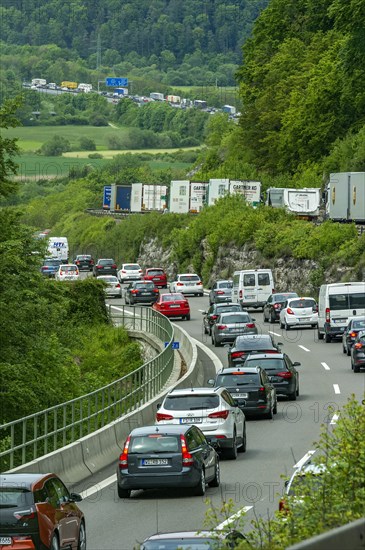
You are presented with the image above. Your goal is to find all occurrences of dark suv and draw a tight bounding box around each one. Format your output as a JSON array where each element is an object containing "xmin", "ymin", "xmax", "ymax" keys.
[
  {"xmin": 228, "ymin": 334, "xmax": 281, "ymax": 367},
  {"xmin": 263, "ymin": 292, "xmax": 298, "ymax": 323},
  {"xmin": 73, "ymin": 254, "xmax": 94, "ymax": 271},
  {"xmin": 116, "ymin": 424, "xmax": 220, "ymax": 498},
  {"xmin": 351, "ymin": 330, "xmax": 365, "ymax": 372},
  {"xmin": 202, "ymin": 302, "xmax": 242, "ymax": 335},
  {"xmin": 244, "ymin": 353, "xmax": 300, "ymax": 400},
  {"xmin": 342, "ymin": 317, "xmax": 365, "ymax": 355},
  {"xmin": 0, "ymin": 473, "xmax": 85, "ymax": 550},
  {"xmin": 209, "ymin": 366, "xmax": 277, "ymax": 419},
  {"xmin": 93, "ymin": 258, "xmax": 117, "ymax": 277}
]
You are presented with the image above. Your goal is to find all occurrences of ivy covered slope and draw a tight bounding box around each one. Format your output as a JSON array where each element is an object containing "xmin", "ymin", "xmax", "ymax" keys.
[{"xmin": 0, "ymin": 100, "xmax": 142, "ymax": 424}]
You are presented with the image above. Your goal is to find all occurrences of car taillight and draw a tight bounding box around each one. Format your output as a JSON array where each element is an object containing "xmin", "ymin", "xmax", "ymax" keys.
[
  {"xmin": 121, "ymin": 270, "xmax": 126, "ymax": 273},
  {"xmin": 119, "ymin": 436, "xmax": 131, "ymax": 470},
  {"xmin": 153, "ymin": 288, "xmax": 159, "ymax": 293},
  {"xmin": 180, "ymin": 434, "xmax": 194, "ymax": 466},
  {"xmin": 286, "ymin": 307, "xmax": 294, "ymax": 315},
  {"xmin": 217, "ymin": 324, "xmax": 227, "ymax": 330},
  {"xmin": 197, "ymin": 281, "xmax": 202, "ymax": 285},
  {"xmin": 274, "ymin": 303, "xmax": 281, "ymax": 309},
  {"xmin": 208, "ymin": 410, "xmax": 229, "ymax": 419},
  {"xmin": 325, "ymin": 307, "xmax": 330, "ymax": 323},
  {"xmin": 246, "ymin": 323, "xmax": 256, "ymax": 329},
  {"xmin": 279, "ymin": 499, "xmax": 288, "ymax": 513},
  {"xmin": 350, "ymin": 331, "xmax": 357, "ymax": 338},
  {"xmin": 272, "ymin": 288, "xmax": 275, "ymax": 293},
  {"xmin": 116, "ymin": 284, "xmax": 121, "ymax": 288},
  {"xmin": 277, "ymin": 371, "xmax": 292, "ymax": 379},
  {"xmin": 211, "ymin": 315, "xmax": 218, "ymax": 320},
  {"xmin": 112, "ymin": 264, "xmax": 117, "ymax": 269},
  {"xmin": 90, "ymin": 260, "xmax": 94, "ymax": 265},
  {"xmin": 76, "ymin": 261, "xmax": 80, "ymax": 265},
  {"xmin": 13, "ymin": 508, "xmax": 36, "ymax": 521},
  {"xmin": 156, "ymin": 412, "xmax": 174, "ymax": 421},
  {"xmin": 354, "ymin": 342, "xmax": 363, "ymax": 349},
  {"xmin": 216, "ymin": 290, "xmax": 225, "ymax": 295},
  {"xmin": 231, "ymin": 351, "xmax": 245, "ymax": 359},
  {"xmin": 239, "ymin": 290, "xmax": 243, "ymax": 298},
  {"xmin": 131, "ymin": 289, "xmax": 139, "ymax": 294},
  {"xmin": 60, "ymin": 271, "xmax": 64, "ymax": 275},
  {"xmin": 97, "ymin": 265, "xmax": 103, "ymax": 269},
  {"xmin": 258, "ymin": 386, "xmax": 266, "ymax": 393},
  {"xmin": 177, "ymin": 282, "xmax": 184, "ymax": 286}
]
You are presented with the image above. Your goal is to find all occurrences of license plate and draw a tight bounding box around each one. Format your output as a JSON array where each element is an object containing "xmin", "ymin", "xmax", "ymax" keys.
[
  {"xmin": 141, "ymin": 292, "xmax": 150, "ymax": 295},
  {"xmin": 232, "ymin": 393, "xmax": 248, "ymax": 399},
  {"xmin": 299, "ymin": 317, "xmax": 310, "ymax": 322},
  {"xmin": 269, "ymin": 377, "xmax": 279, "ymax": 382},
  {"xmin": 333, "ymin": 319, "xmax": 346, "ymax": 323},
  {"xmin": 180, "ymin": 417, "xmax": 202, "ymax": 424},
  {"xmin": 170, "ymin": 304, "xmax": 180, "ymax": 308},
  {"xmin": 142, "ymin": 458, "xmax": 168, "ymax": 466},
  {"xmin": 185, "ymin": 283, "xmax": 193, "ymax": 286},
  {"xmin": 245, "ymin": 295, "xmax": 255, "ymax": 299},
  {"xmin": 0, "ymin": 538, "xmax": 12, "ymax": 545},
  {"xmin": 153, "ymin": 277, "xmax": 161, "ymax": 281}
]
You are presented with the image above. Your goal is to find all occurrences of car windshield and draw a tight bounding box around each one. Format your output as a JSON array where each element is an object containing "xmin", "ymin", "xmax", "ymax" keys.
[
  {"xmin": 245, "ymin": 358, "xmax": 285, "ymax": 372},
  {"xmin": 124, "ymin": 264, "xmax": 140, "ymax": 270},
  {"xmin": 162, "ymin": 294, "xmax": 184, "ymax": 302},
  {"xmin": 216, "ymin": 373, "xmax": 260, "ymax": 386},
  {"xmin": 217, "ymin": 282, "xmax": 233, "ymax": 289},
  {"xmin": 220, "ymin": 314, "xmax": 250, "ymax": 323},
  {"xmin": 163, "ymin": 395, "xmax": 219, "ymax": 410},
  {"xmin": 289, "ymin": 299, "xmax": 316, "ymax": 308},
  {"xmin": 130, "ymin": 435, "xmax": 180, "ymax": 453},
  {"xmin": 180, "ymin": 275, "xmax": 200, "ymax": 282}
]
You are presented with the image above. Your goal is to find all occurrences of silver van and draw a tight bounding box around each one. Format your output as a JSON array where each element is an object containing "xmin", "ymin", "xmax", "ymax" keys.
[{"xmin": 232, "ymin": 269, "xmax": 275, "ymax": 309}]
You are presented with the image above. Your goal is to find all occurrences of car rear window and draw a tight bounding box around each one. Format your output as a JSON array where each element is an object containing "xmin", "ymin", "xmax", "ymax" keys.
[
  {"xmin": 245, "ymin": 358, "xmax": 285, "ymax": 372},
  {"xmin": 102, "ymin": 276, "xmax": 118, "ymax": 283},
  {"xmin": 349, "ymin": 293, "xmax": 365, "ymax": 309},
  {"xmin": 0, "ymin": 488, "xmax": 34, "ymax": 507},
  {"xmin": 216, "ymin": 373, "xmax": 261, "ymax": 386},
  {"xmin": 147, "ymin": 269, "xmax": 164, "ymax": 276},
  {"xmin": 289, "ymin": 299, "xmax": 316, "ymax": 308},
  {"xmin": 353, "ymin": 319, "xmax": 365, "ymax": 329},
  {"xmin": 220, "ymin": 314, "xmax": 250, "ymax": 323},
  {"xmin": 99, "ymin": 259, "xmax": 114, "ymax": 265},
  {"xmin": 235, "ymin": 336, "xmax": 273, "ymax": 350},
  {"xmin": 180, "ymin": 275, "xmax": 200, "ymax": 282},
  {"xmin": 130, "ymin": 435, "xmax": 180, "ymax": 453},
  {"xmin": 258, "ymin": 273, "xmax": 271, "ymax": 285},
  {"xmin": 61, "ymin": 265, "xmax": 77, "ymax": 272},
  {"xmin": 77, "ymin": 255, "xmax": 91, "ymax": 260},
  {"xmin": 328, "ymin": 293, "xmax": 365, "ymax": 310},
  {"xmin": 273, "ymin": 294, "xmax": 297, "ymax": 302},
  {"xmin": 162, "ymin": 294, "xmax": 184, "ymax": 302},
  {"xmin": 142, "ymin": 538, "xmax": 220, "ymax": 549},
  {"xmin": 135, "ymin": 282, "xmax": 155, "ymax": 289},
  {"xmin": 44, "ymin": 260, "xmax": 60, "ymax": 267},
  {"xmin": 124, "ymin": 264, "xmax": 141, "ymax": 270},
  {"xmin": 216, "ymin": 305, "xmax": 241, "ymax": 313},
  {"xmin": 217, "ymin": 282, "xmax": 233, "ymax": 289},
  {"xmin": 164, "ymin": 395, "xmax": 219, "ymax": 410}
]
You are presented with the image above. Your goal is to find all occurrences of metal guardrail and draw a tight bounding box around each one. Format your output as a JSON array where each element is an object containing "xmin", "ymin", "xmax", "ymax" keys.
[{"xmin": 0, "ymin": 306, "xmax": 174, "ymax": 471}]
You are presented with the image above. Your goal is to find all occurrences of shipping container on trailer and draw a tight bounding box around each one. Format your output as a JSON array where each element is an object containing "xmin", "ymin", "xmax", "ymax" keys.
[
  {"xmin": 326, "ymin": 172, "xmax": 365, "ymax": 223},
  {"xmin": 169, "ymin": 181, "xmax": 190, "ymax": 213},
  {"xmin": 283, "ymin": 188, "xmax": 321, "ymax": 218},
  {"xmin": 150, "ymin": 92, "xmax": 165, "ymax": 101},
  {"xmin": 166, "ymin": 95, "xmax": 181, "ymax": 104},
  {"xmin": 110, "ymin": 184, "xmax": 132, "ymax": 211},
  {"xmin": 142, "ymin": 184, "xmax": 168, "ymax": 211},
  {"xmin": 207, "ymin": 179, "xmax": 230, "ymax": 206},
  {"xmin": 130, "ymin": 183, "xmax": 144, "ymax": 212},
  {"xmin": 222, "ymin": 105, "xmax": 236, "ymax": 115},
  {"xmin": 266, "ymin": 188, "xmax": 285, "ymax": 207},
  {"xmin": 189, "ymin": 182, "xmax": 208, "ymax": 212},
  {"xmin": 229, "ymin": 181, "xmax": 261, "ymax": 207},
  {"xmin": 103, "ymin": 185, "xmax": 112, "ymax": 209}
]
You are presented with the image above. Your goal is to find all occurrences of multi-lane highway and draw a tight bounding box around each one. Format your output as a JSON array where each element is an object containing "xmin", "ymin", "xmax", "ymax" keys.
[{"xmin": 72, "ymin": 288, "xmax": 364, "ymax": 549}]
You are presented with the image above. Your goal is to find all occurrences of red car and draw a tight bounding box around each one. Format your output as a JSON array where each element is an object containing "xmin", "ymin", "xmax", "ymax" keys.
[
  {"xmin": 143, "ymin": 267, "xmax": 168, "ymax": 288},
  {"xmin": 0, "ymin": 472, "xmax": 85, "ymax": 550},
  {"xmin": 152, "ymin": 293, "xmax": 190, "ymax": 320}
]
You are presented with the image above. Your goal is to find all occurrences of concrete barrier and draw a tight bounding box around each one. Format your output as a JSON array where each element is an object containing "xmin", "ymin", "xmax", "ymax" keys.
[{"xmin": 287, "ymin": 517, "xmax": 365, "ymax": 550}]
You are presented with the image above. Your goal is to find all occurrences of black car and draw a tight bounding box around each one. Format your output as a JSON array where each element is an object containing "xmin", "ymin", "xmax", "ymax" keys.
[
  {"xmin": 125, "ymin": 281, "xmax": 159, "ymax": 305},
  {"xmin": 243, "ymin": 353, "xmax": 300, "ymax": 400},
  {"xmin": 116, "ymin": 424, "xmax": 220, "ymax": 498},
  {"xmin": 351, "ymin": 330, "xmax": 365, "ymax": 372},
  {"xmin": 263, "ymin": 292, "xmax": 298, "ymax": 323},
  {"xmin": 73, "ymin": 254, "xmax": 95, "ymax": 271},
  {"xmin": 93, "ymin": 258, "xmax": 118, "ymax": 277},
  {"xmin": 209, "ymin": 366, "xmax": 277, "ymax": 419},
  {"xmin": 209, "ymin": 280, "xmax": 233, "ymax": 305},
  {"xmin": 202, "ymin": 302, "xmax": 242, "ymax": 335},
  {"xmin": 141, "ymin": 530, "xmax": 246, "ymax": 549},
  {"xmin": 228, "ymin": 334, "xmax": 282, "ymax": 367},
  {"xmin": 40, "ymin": 258, "xmax": 63, "ymax": 278},
  {"xmin": 342, "ymin": 317, "xmax": 365, "ymax": 355}
]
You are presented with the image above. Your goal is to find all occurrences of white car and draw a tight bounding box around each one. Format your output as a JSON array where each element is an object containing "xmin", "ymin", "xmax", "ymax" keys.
[
  {"xmin": 155, "ymin": 387, "xmax": 246, "ymax": 459},
  {"xmin": 279, "ymin": 296, "xmax": 318, "ymax": 330},
  {"xmin": 117, "ymin": 263, "xmax": 143, "ymax": 283},
  {"xmin": 96, "ymin": 275, "xmax": 122, "ymax": 298},
  {"xmin": 55, "ymin": 264, "xmax": 79, "ymax": 281},
  {"xmin": 170, "ymin": 273, "xmax": 204, "ymax": 296}
]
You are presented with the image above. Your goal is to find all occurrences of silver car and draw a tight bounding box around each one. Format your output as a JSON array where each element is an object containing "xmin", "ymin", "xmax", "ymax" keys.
[
  {"xmin": 211, "ymin": 311, "xmax": 257, "ymax": 347},
  {"xmin": 170, "ymin": 273, "xmax": 204, "ymax": 296},
  {"xmin": 97, "ymin": 275, "xmax": 122, "ymax": 298},
  {"xmin": 209, "ymin": 280, "xmax": 233, "ymax": 305}
]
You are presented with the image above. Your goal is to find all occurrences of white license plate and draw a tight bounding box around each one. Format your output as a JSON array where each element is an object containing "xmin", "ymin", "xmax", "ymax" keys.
[
  {"xmin": 180, "ymin": 417, "xmax": 202, "ymax": 424},
  {"xmin": 185, "ymin": 283, "xmax": 193, "ymax": 286},
  {"xmin": 232, "ymin": 393, "xmax": 248, "ymax": 399},
  {"xmin": 142, "ymin": 458, "xmax": 168, "ymax": 466},
  {"xmin": 170, "ymin": 304, "xmax": 180, "ymax": 308},
  {"xmin": 141, "ymin": 292, "xmax": 150, "ymax": 295},
  {"xmin": 245, "ymin": 295, "xmax": 255, "ymax": 299},
  {"xmin": 299, "ymin": 317, "xmax": 310, "ymax": 322},
  {"xmin": 0, "ymin": 538, "xmax": 12, "ymax": 545},
  {"xmin": 333, "ymin": 319, "xmax": 346, "ymax": 323}
]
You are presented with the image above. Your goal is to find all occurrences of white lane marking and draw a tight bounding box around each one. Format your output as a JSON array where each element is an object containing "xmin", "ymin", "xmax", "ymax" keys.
[
  {"xmin": 333, "ymin": 384, "xmax": 341, "ymax": 394},
  {"xmin": 268, "ymin": 330, "xmax": 281, "ymax": 337},
  {"xmin": 298, "ymin": 345, "xmax": 310, "ymax": 352},
  {"xmin": 198, "ymin": 309, "xmax": 206, "ymax": 312},
  {"xmin": 330, "ymin": 413, "xmax": 340, "ymax": 425},
  {"xmin": 294, "ymin": 450, "xmax": 316, "ymax": 469},
  {"xmin": 321, "ymin": 362, "xmax": 330, "ymax": 371},
  {"xmin": 80, "ymin": 474, "xmax": 116, "ymax": 499},
  {"xmin": 216, "ymin": 506, "xmax": 253, "ymax": 530},
  {"xmin": 191, "ymin": 337, "xmax": 224, "ymax": 374}
]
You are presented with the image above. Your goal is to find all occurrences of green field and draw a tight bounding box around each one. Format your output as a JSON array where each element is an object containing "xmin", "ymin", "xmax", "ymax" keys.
[{"xmin": 13, "ymin": 153, "xmax": 110, "ymax": 178}]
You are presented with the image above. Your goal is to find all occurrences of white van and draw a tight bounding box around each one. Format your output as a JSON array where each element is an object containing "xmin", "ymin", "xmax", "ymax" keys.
[
  {"xmin": 318, "ymin": 282, "xmax": 365, "ymax": 342},
  {"xmin": 232, "ymin": 269, "xmax": 275, "ymax": 309},
  {"xmin": 47, "ymin": 237, "xmax": 69, "ymax": 262}
]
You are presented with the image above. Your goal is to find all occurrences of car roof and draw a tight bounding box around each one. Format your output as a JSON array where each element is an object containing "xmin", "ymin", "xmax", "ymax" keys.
[
  {"xmin": 287, "ymin": 296, "xmax": 316, "ymax": 301},
  {"xmin": 0, "ymin": 473, "xmax": 53, "ymax": 488},
  {"xmin": 245, "ymin": 353, "xmax": 284, "ymax": 360},
  {"xmin": 218, "ymin": 366, "xmax": 261, "ymax": 374},
  {"xmin": 146, "ymin": 267, "xmax": 164, "ymax": 271},
  {"xmin": 97, "ymin": 258, "xmax": 114, "ymax": 261},
  {"xmin": 144, "ymin": 531, "xmax": 232, "ymax": 541},
  {"xmin": 178, "ymin": 273, "xmax": 200, "ymax": 276},
  {"xmin": 219, "ymin": 311, "xmax": 249, "ymax": 316},
  {"xmin": 235, "ymin": 334, "xmax": 272, "ymax": 342},
  {"xmin": 129, "ymin": 425, "xmax": 196, "ymax": 437},
  {"xmin": 60, "ymin": 264, "xmax": 77, "ymax": 268},
  {"xmin": 167, "ymin": 387, "xmax": 222, "ymax": 396}
]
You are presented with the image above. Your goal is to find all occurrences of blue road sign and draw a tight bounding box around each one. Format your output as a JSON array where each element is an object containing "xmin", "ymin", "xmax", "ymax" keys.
[
  {"xmin": 164, "ymin": 341, "xmax": 180, "ymax": 349},
  {"xmin": 106, "ymin": 77, "xmax": 129, "ymax": 87}
]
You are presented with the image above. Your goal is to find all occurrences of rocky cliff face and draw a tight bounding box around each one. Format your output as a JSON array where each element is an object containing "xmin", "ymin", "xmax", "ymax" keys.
[{"xmin": 138, "ymin": 238, "xmax": 359, "ymax": 295}]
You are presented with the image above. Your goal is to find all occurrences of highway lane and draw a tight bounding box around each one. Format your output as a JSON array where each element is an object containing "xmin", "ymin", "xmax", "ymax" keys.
[{"xmin": 73, "ymin": 288, "xmax": 364, "ymax": 549}]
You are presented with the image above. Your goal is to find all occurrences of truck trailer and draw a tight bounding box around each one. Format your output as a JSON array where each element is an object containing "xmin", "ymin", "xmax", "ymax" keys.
[
  {"xmin": 326, "ymin": 172, "xmax": 365, "ymax": 223},
  {"xmin": 266, "ymin": 187, "xmax": 321, "ymax": 218},
  {"xmin": 110, "ymin": 184, "xmax": 132, "ymax": 211}
]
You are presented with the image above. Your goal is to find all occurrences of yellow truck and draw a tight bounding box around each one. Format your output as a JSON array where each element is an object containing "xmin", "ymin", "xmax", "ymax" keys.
[{"xmin": 60, "ymin": 81, "xmax": 78, "ymax": 89}]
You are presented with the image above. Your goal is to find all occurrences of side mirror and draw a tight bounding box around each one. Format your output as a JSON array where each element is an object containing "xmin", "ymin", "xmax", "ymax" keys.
[
  {"xmin": 232, "ymin": 399, "xmax": 239, "ymax": 407},
  {"xmin": 252, "ymin": 318, "xmax": 256, "ymax": 321},
  {"xmin": 293, "ymin": 362, "xmax": 301, "ymax": 366},
  {"xmin": 156, "ymin": 403, "xmax": 161, "ymax": 410},
  {"xmin": 69, "ymin": 492, "xmax": 82, "ymax": 503},
  {"xmin": 202, "ymin": 311, "xmax": 207, "ymax": 315},
  {"xmin": 284, "ymin": 480, "xmax": 289, "ymax": 488},
  {"xmin": 277, "ymin": 342, "xmax": 283, "ymax": 346},
  {"xmin": 207, "ymin": 379, "xmax": 215, "ymax": 386}
]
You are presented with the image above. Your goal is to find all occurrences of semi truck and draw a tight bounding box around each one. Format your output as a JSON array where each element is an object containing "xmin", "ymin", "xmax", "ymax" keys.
[
  {"xmin": 110, "ymin": 184, "xmax": 132, "ymax": 211},
  {"xmin": 150, "ymin": 92, "xmax": 165, "ymax": 101},
  {"xmin": 266, "ymin": 187, "xmax": 321, "ymax": 218},
  {"xmin": 326, "ymin": 172, "xmax": 365, "ymax": 223},
  {"xmin": 229, "ymin": 181, "xmax": 261, "ymax": 207},
  {"xmin": 31, "ymin": 78, "xmax": 47, "ymax": 87},
  {"xmin": 78, "ymin": 83, "xmax": 92, "ymax": 92},
  {"xmin": 61, "ymin": 81, "xmax": 78, "ymax": 89},
  {"xmin": 103, "ymin": 186, "xmax": 112, "ymax": 209}
]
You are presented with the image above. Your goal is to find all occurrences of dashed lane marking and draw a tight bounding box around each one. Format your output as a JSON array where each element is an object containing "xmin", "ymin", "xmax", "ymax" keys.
[
  {"xmin": 80, "ymin": 474, "xmax": 116, "ymax": 499},
  {"xmin": 294, "ymin": 450, "xmax": 316, "ymax": 469},
  {"xmin": 321, "ymin": 362, "xmax": 330, "ymax": 370},
  {"xmin": 298, "ymin": 345, "xmax": 310, "ymax": 352},
  {"xmin": 330, "ymin": 413, "xmax": 340, "ymax": 425},
  {"xmin": 216, "ymin": 506, "xmax": 253, "ymax": 530},
  {"xmin": 268, "ymin": 330, "xmax": 281, "ymax": 337},
  {"xmin": 333, "ymin": 384, "xmax": 341, "ymax": 394}
]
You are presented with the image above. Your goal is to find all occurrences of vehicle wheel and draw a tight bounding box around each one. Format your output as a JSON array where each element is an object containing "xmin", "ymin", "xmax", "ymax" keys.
[
  {"xmin": 213, "ymin": 336, "xmax": 220, "ymax": 347},
  {"xmin": 238, "ymin": 426, "xmax": 246, "ymax": 453},
  {"xmin": 266, "ymin": 406, "xmax": 273, "ymax": 420},
  {"xmin": 263, "ymin": 311, "xmax": 268, "ymax": 322},
  {"xmin": 273, "ymin": 400, "xmax": 278, "ymax": 414},
  {"xmin": 193, "ymin": 469, "xmax": 206, "ymax": 496},
  {"xmin": 199, "ymin": 292, "xmax": 204, "ymax": 297},
  {"xmin": 270, "ymin": 313, "xmax": 276, "ymax": 324},
  {"xmin": 342, "ymin": 344, "xmax": 347, "ymax": 354},
  {"xmin": 325, "ymin": 333, "xmax": 332, "ymax": 343},
  {"xmin": 225, "ymin": 432, "xmax": 238, "ymax": 460},
  {"xmin": 280, "ymin": 321, "xmax": 285, "ymax": 329},
  {"xmin": 77, "ymin": 522, "xmax": 86, "ymax": 550},
  {"xmin": 346, "ymin": 347, "xmax": 351, "ymax": 356},
  {"xmin": 50, "ymin": 534, "xmax": 60, "ymax": 550},
  {"xmin": 117, "ymin": 484, "xmax": 131, "ymax": 498},
  {"xmin": 203, "ymin": 324, "xmax": 208, "ymax": 334},
  {"xmin": 353, "ymin": 364, "xmax": 360, "ymax": 373},
  {"xmin": 318, "ymin": 329, "xmax": 324, "ymax": 340},
  {"xmin": 296, "ymin": 385, "xmax": 299, "ymax": 397},
  {"xmin": 288, "ymin": 391, "xmax": 297, "ymax": 401},
  {"xmin": 208, "ymin": 461, "xmax": 220, "ymax": 487},
  {"xmin": 351, "ymin": 361, "xmax": 354, "ymax": 370},
  {"xmin": 186, "ymin": 314, "xmax": 191, "ymax": 321},
  {"xmin": 285, "ymin": 322, "xmax": 290, "ymax": 331}
]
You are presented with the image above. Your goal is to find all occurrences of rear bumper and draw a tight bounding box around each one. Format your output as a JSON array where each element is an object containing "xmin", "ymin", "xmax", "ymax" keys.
[
  {"xmin": 205, "ymin": 435, "xmax": 234, "ymax": 449},
  {"xmin": 325, "ymin": 323, "xmax": 345, "ymax": 337},
  {"xmin": 239, "ymin": 301, "xmax": 265, "ymax": 308},
  {"xmin": 118, "ymin": 469, "xmax": 200, "ymax": 490},
  {"xmin": 215, "ymin": 329, "xmax": 257, "ymax": 344},
  {"xmin": 130, "ymin": 296, "xmax": 158, "ymax": 303},
  {"xmin": 163, "ymin": 310, "xmax": 190, "ymax": 318}
]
